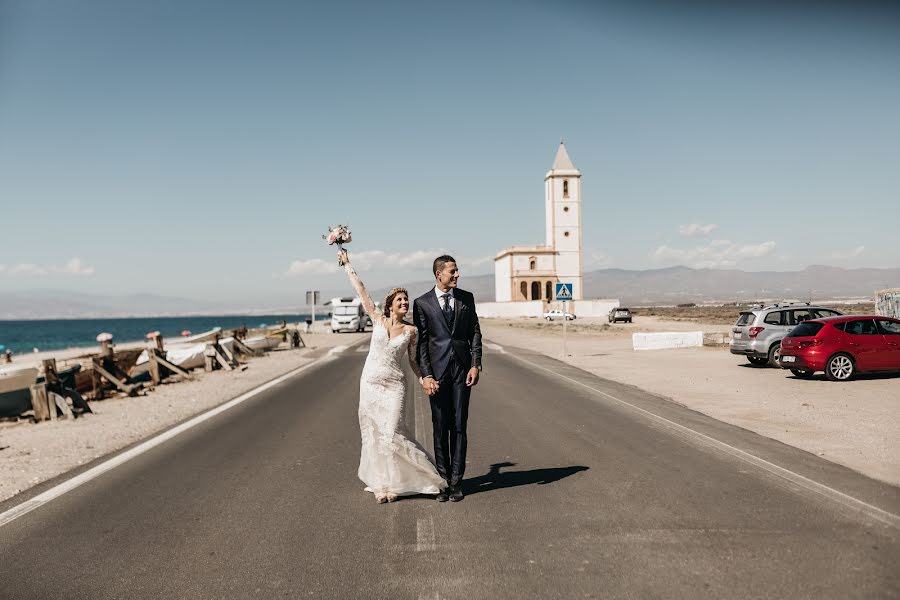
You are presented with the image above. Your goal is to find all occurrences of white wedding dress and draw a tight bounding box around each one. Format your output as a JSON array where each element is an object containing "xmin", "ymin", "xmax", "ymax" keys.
[{"xmin": 343, "ymin": 264, "xmax": 445, "ymax": 497}]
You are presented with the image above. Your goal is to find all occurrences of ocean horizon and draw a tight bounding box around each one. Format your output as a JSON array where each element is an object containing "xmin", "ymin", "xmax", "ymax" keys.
[{"xmin": 0, "ymin": 313, "xmax": 327, "ymax": 355}]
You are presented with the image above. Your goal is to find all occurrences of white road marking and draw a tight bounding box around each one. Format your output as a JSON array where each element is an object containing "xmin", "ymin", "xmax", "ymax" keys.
[
  {"xmin": 507, "ymin": 351, "xmax": 900, "ymax": 529},
  {"xmin": 0, "ymin": 352, "xmax": 342, "ymax": 529},
  {"xmin": 328, "ymin": 345, "xmax": 349, "ymax": 355},
  {"xmin": 416, "ymin": 515, "xmax": 436, "ymax": 551},
  {"xmin": 357, "ymin": 346, "xmax": 369, "ymax": 352},
  {"xmin": 484, "ymin": 342, "xmax": 505, "ymax": 353}
]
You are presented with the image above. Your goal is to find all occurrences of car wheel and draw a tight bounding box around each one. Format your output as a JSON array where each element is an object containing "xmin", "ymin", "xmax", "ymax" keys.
[
  {"xmin": 825, "ymin": 353, "xmax": 855, "ymax": 381},
  {"xmin": 627, "ymin": 319, "xmax": 632, "ymax": 323},
  {"xmin": 546, "ymin": 316, "xmax": 552, "ymax": 321},
  {"xmin": 747, "ymin": 356, "xmax": 768, "ymax": 366},
  {"xmin": 790, "ymin": 369, "xmax": 814, "ymax": 378},
  {"xmin": 767, "ymin": 343, "xmax": 781, "ymax": 368}
]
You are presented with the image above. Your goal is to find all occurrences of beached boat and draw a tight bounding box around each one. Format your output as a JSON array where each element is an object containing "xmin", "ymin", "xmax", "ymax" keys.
[
  {"xmin": 131, "ymin": 338, "xmax": 236, "ymax": 377},
  {"xmin": 170, "ymin": 327, "xmax": 222, "ymax": 345},
  {"xmin": 243, "ymin": 329, "xmax": 286, "ymax": 351},
  {"xmin": 0, "ymin": 365, "xmax": 39, "ymax": 417}
]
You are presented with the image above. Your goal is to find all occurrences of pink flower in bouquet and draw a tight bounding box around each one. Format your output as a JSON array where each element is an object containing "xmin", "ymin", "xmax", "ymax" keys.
[{"xmin": 323, "ymin": 225, "xmax": 352, "ymax": 246}]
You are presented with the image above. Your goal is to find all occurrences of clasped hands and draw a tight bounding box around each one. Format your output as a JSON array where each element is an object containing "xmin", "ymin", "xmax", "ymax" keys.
[{"xmin": 421, "ymin": 368, "xmax": 480, "ymax": 396}]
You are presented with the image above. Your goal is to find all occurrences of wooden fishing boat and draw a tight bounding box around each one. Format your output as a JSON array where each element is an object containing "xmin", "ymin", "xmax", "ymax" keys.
[{"xmin": 0, "ymin": 365, "xmax": 38, "ymax": 417}]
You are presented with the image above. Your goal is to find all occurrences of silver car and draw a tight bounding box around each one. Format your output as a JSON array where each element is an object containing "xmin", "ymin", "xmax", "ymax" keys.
[{"xmin": 730, "ymin": 303, "xmax": 842, "ymax": 367}]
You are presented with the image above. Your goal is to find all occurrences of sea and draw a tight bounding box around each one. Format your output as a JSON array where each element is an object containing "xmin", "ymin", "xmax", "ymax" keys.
[{"xmin": 0, "ymin": 314, "xmax": 326, "ymax": 355}]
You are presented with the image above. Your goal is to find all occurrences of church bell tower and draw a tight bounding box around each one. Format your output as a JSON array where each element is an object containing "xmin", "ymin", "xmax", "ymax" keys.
[{"xmin": 545, "ymin": 141, "xmax": 583, "ymax": 300}]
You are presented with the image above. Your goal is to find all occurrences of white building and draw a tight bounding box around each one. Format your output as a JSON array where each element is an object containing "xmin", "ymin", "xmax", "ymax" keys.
[{"xmin": 482, "ymin": 142, "xmax": 617, "ymax": 319}]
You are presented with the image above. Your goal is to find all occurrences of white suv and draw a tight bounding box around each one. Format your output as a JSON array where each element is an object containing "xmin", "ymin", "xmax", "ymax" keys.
[
  {"xmin": 543, "ymin": 309, "xmax": 575, "ymax": 321},
  {"xmin": 730, "ymin": 302, "xmax": 842, "ymax": 367}
]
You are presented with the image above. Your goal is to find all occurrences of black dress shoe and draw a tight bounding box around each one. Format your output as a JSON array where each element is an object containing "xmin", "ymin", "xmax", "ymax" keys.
[
  {"xmin": 436, "ymin": 488, "xmax": 449, "ymax": 502},
  {"xmin": 449, "ymin": 484, "xmax": 464, "ymax": 502}
]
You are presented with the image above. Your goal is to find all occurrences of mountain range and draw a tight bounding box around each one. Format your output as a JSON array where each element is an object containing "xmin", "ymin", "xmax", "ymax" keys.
[{"xmin": 1, "ymin": 266, "xmax": 895, "ymax": 319}]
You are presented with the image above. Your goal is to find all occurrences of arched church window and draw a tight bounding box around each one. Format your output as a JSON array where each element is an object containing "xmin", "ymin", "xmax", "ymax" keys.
[
  {"xmin": 520, "ymin": 282, "xmax": 528, "ymax": 299},
  {"xmin": 530, "ymin": 259, "xmax": 536, "ymax": 270},
  {"xmin": 563, "ymin": 180, "xmax": 569, "ymax": 198},
  {"xmin": 545, "ymin": 281, "xmax": 552, "ymax": 300},
  {"xmin": 531, "ymin": 281, "xmax": 541, "ymax": 300}
]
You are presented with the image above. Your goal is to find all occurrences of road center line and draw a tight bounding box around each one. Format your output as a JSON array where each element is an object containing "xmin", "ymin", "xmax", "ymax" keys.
[
  {"xmin": 503, "ymin": 347, "xmax": 900, "ymax": 529},
  {"xmin": 416, "ymin": 515, "xmax": 436, "ymax": 551},
  {"xmin": 0, "ymin": 346, "xmax": 357, "ymax": 529}
]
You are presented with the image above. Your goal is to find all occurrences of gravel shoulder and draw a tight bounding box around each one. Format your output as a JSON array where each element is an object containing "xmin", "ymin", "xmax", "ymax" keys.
[{"xmin": 481, "ymin": 316, "xmax": 900, "ymax": 487}]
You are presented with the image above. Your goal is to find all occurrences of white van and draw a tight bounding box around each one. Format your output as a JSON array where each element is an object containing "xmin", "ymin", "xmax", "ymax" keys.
[{"xmin": 330, "ymin": 297, "xmax": 368, "ymax": 333}]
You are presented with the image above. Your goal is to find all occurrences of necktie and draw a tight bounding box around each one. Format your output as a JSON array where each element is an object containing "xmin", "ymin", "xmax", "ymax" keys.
[{"xmin": 441, "ymin": 293, "xmax": 453, "ymax": 327}]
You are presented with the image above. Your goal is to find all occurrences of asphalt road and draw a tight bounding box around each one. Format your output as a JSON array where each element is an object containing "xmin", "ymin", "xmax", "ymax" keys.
[{"xmin": 1, "ymin": 339, "xmax": 898, "ymax": 599}]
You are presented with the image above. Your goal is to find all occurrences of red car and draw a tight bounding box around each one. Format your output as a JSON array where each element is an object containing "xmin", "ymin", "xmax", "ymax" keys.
[{"xmin": 779, "ymin": 315, "xmax": 900, "ymax": 380}]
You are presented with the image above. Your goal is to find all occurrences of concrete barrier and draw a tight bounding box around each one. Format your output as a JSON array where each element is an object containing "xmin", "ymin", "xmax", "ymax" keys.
[{"xmin": 632, "ymin": 331, "xmax": 704, "ymax": 351}]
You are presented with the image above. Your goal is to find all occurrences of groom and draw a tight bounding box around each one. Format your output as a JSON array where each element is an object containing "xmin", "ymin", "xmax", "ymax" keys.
[{"xmin": 414, "ymin": 255, "xmax": 483, "ymax": 502}]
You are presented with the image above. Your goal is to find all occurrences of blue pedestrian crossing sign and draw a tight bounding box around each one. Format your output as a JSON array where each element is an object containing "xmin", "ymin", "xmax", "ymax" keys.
[{"xmin": 555, "ymin": 283, "xmax": 573, "ymax": 301}]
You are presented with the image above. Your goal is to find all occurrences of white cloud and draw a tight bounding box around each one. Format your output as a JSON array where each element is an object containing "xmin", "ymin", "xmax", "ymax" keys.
[
  {"xmin": 829, "ymin": 246, "xmax": 865, "ymax": 260},
  {"xmin": 1, "ymin": 257, "xmax": 95, "ymax": 276},
  {"xmin": 679, "ymin": 223, "xmax": 719, "ymax": 238},
  {"xmin": 60, "ymin": 257, "xmax": 95, "ymax": 275},
  {"xmin": 463, "ymin": 254, "xmax": 495, "ymax": 268},
  {"xmin": 584, "ymin": 250, "xmax": 611, "ymax": 268},
  {"xmin": 653, "ymin": 240, "xmax": 776, "ymax": 269},
  {"xmin": 285, "ymin": 258, "xmax": 341, "ymax": 276},
  {"xmin": 284, "ymin": 249, "xmax": 445, "ymax": 277},
  {"xmin": 10, "ymin": 263, "xmax": 47, "ymax": 275}
]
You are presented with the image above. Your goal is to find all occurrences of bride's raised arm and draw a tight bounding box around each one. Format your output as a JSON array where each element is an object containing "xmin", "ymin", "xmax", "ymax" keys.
[{"xmin": 339, "ymin": 250, "xmax": 382, "ymax": 325}]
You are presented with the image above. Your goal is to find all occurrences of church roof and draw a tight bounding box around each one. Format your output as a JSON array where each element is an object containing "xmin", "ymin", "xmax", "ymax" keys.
[
  {"xmin": 552, "ymin": 142, "xmax": 576, "ymax": 170},
  {"xmin": 546, "ymin": 141, "xmax": 580, "ymax": 179},
  {"xmin": 494, "ymin": 245, "xmax": 556, "ymax": 260}
]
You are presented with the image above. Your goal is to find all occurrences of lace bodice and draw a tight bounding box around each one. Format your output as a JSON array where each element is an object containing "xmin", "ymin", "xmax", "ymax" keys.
[
  {"xmin": 343, "ymin": 262, "xmax": 422, "ymax": 380},
  {"xmin": 361, "ymin": 321, "xmax": 418, "ymax": 382}
]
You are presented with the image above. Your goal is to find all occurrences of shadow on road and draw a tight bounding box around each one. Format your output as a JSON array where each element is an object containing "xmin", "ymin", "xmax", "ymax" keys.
[{"xmin": 462, "ymin": 462, "xmax": 589, "ymax": 496}]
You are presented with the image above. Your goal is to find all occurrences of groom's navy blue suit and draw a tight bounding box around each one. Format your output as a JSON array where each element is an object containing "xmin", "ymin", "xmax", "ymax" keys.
[{"xmin": 414, "ymin": 288, "xmax": 482, "ymax": 487}]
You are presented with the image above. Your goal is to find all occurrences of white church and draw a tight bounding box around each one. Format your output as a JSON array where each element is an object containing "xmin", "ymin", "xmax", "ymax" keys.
[{"xmin": 479, "ymin": 142, "xmax": 618, "ymax": 318}]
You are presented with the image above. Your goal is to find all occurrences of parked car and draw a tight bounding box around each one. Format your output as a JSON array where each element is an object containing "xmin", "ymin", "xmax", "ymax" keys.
[
  {"xmin": 544, "ymin": 309, "xmax": 575, "ymax": 321},
  {"xmin": 729, "ymin": 303, "xmax": 843, "ymax": 367},
  {"xmin": 608, "ymin": 307, "xmax": 633, "ymax": 323},
  {"xmin": 780, "ymin": 316, "xmax": 900, "ymax": 381}
]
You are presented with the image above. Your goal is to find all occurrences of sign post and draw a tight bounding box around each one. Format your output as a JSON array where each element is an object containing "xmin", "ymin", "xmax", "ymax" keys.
[
  {"xmin": 555, "ymin": 283, "xmax": 573, "ymax": 357},
  {"xmin": 305, "ymin": 291, "xmax": 320, "ymax": 332}
]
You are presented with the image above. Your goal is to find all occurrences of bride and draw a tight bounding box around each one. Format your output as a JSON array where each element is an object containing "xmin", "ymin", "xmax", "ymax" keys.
[{"xmin": 338, "ymin": 249, "xmax": 446, "ymax": 503}]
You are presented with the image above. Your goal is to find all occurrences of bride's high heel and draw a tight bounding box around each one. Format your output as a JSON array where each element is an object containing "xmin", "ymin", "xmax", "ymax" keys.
[{"xmin": 376, "ymin": 493, "xmax": 388, "ymax": 504}]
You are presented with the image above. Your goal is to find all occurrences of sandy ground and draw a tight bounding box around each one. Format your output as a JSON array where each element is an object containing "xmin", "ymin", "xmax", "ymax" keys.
[
  {"xmin": 0, "ymin": 326, "xmax": 367, "ymax": 503},
  {"xmin": 481, "ymin": 316, "xmax": 900, "ymax": 487}
]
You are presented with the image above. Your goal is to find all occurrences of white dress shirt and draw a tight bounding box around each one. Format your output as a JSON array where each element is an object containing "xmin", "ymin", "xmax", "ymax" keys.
[{"xmin": 433, "ymin": 287, "xmax": 455, "ymax": 311}]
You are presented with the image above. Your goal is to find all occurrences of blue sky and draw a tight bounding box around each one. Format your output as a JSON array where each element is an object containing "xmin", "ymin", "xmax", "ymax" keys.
[{"xmin": 1, "ymin": 0, "xmax": 898, "ymax": 306}]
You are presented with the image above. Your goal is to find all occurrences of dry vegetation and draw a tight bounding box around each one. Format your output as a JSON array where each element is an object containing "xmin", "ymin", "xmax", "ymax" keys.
[{"xmin": 632, "ymin": 303, "xmax": 876, "ymax": 325}]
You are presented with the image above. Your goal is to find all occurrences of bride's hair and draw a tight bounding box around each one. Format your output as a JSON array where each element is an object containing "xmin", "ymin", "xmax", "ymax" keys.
[{"xmin": 383, "ymin": 287, "xmax": 409, "ymax": 317}]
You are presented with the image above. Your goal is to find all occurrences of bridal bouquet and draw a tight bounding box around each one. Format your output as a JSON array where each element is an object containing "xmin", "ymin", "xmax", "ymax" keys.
[{"xmin": 324, "ymin": 224, "xmax": 352, "ymax": 263}]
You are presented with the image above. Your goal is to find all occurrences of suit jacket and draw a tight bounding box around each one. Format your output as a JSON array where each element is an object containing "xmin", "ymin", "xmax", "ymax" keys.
[{"xmin": 413, "ymin": 288, "xmax": 483, "ymax": 380}]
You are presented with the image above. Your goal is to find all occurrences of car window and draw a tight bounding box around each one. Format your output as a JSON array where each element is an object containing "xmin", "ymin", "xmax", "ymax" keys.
[
  {"xmin": 763, "ymin": 311, "xmax": 784, "ymax": 325},
  {"xmin": 789, "ymin": 322, "xmax": 824, "ymax": 337},
  {"xmin": 736, "ymin": 312, "xmax": 756, "ymax": 326},
  {"xmin": 813, "ymin": 309, "xmax": 840, "ymax": 318},
  {"xmin": 844, "ymin": 319, "xmax": 879, "ymax": 335},
  {"xmin": 877, "ymin": 319, "xmax": 900, "ymax": 335},
  {"xmin": 791, "ymin": 309, "xmax": 815, "ymax": 325}
]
